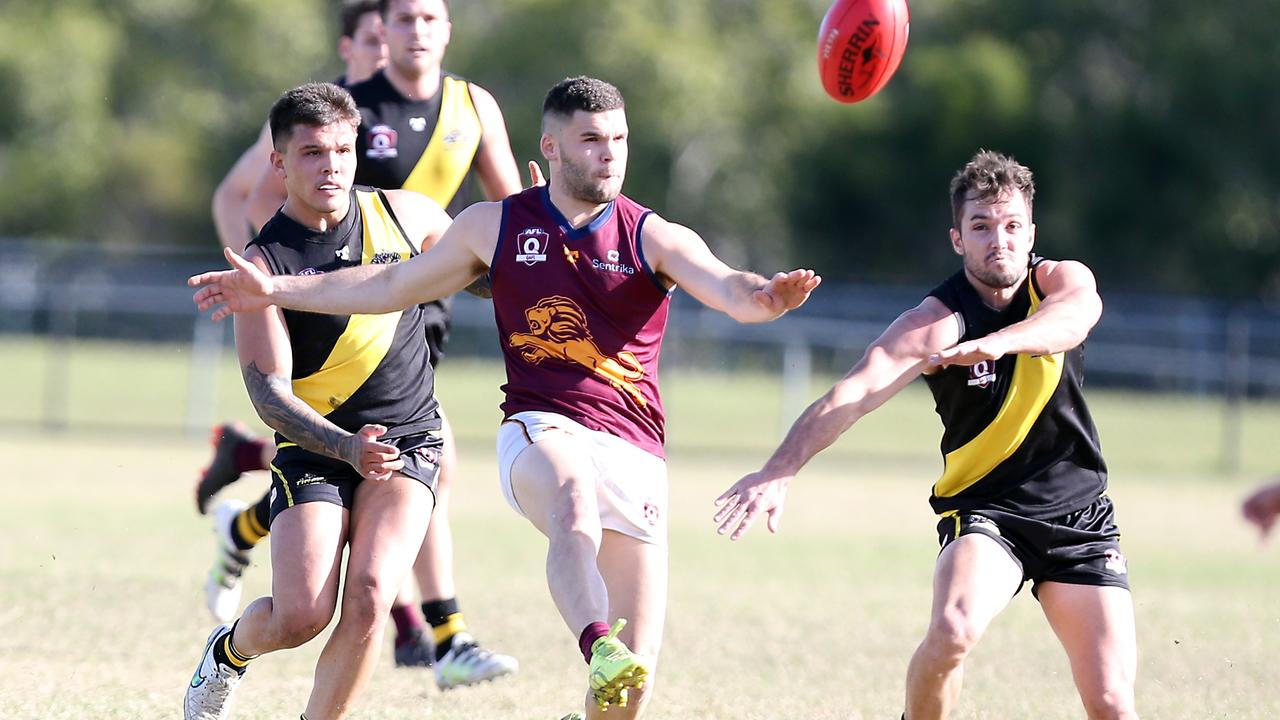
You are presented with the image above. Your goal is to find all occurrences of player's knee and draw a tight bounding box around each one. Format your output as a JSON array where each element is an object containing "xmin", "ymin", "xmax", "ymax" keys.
[
  {"xmin": 923, "ymin": 610, "xmax": 985, "ymax": 662},
  {"xmin": 340, "ymin": 573, "xmax": 398, "ymax": 632},
  {"xmin": 1081, "ymin": 681, "xmax": 1137, "ymax": 720},
  {"xmin": 272, "ymin": 601, "xmax": 335, "ymax": 648},
  {"xmin": 550, "ymin": 478, "xmax": 601, "ymax": 538}
]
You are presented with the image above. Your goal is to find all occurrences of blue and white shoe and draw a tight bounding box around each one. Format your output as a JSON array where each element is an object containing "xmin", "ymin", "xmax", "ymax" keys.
[{"xmin": 184, "ymin": 624, "xmax": 244, "ymax": 720}]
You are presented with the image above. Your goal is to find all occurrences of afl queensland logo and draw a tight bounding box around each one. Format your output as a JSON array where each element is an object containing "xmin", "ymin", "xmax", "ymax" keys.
[
  {"xmin": 366, "ymin": 124, "xmax": 398, "ymax": 159},
  {"xmin": 515, "ymin": 228, "xmax": 550, "ymax": 266},
  {"xmin": 967, "ymin": 359, "xmax": 997, "ymax": 388}
]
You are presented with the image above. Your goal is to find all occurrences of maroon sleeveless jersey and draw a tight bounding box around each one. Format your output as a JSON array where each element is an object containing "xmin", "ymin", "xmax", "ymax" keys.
[{"xmin": 490, "ymin": 185, "xmax": 672, "ymax": 457}]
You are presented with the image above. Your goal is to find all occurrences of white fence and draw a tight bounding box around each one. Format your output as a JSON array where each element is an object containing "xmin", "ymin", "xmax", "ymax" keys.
[{"xmin": 5, "ymin": 239, "xmax": 1280, "ymax": 470}]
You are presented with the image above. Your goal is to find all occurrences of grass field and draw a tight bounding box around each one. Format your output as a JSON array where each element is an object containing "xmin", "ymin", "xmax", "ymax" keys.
[{"xmin": 3, "ymin": 337, "xmax": 1280, "ymax": 718}]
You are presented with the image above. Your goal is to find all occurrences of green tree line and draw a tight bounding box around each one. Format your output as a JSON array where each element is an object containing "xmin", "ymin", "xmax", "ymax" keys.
[{"xmin": 2, "ymin": 0, "xmax": 1276, "ymax": 297}]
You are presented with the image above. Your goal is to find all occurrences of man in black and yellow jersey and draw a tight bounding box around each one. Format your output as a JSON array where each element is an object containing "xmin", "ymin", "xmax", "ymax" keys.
[
  {"xmin": 200, "ymin": 0, "xmax": 523, "ymax": 687},
  {"xmin": 199, "ymin": 0, "xmax": 408, "ymax": 644},
  {"xmin": 202, "ymin": 0, "xmax": 445, "ymax": 670},
  {"xmin": 185, "ymin": 82, "xmax": 456, "ymax": 720},
  {"xmin": 715, "ymin": 151, "xmax": 1139, "ymax": 720}
]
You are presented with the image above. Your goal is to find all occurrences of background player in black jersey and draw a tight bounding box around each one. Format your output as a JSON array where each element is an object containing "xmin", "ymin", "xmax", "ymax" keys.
[
  {"xmin": 198, "ymin": 0, "xmax": 523, "ymax": 687},
  {"xmin": 185, "ymin": 82, "xmax": 454, "ymax": 720},
  {"xmin": 714, "ymin": 151, "xmax": 1139, "ymax": 720},
  {"xmin": 211, "ymin": 0, "xmax": 385, "ymax": 256}
]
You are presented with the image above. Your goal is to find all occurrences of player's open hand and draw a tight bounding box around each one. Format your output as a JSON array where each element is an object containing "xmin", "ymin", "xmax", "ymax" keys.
[
  {"xmin": 1242, "ymin": 481, "xmax": 1280, "ymax": 541},
  {"xmin": 342, "ymin": 424, "xmax": 404, "ymax": 482},
  {"xmin": 929, "ymin": 335, "xmax": 1011, "ymax": 368},
  {"xmin": 753, "ymin": 269, "xmax": 821, "ymax": 318},
  {"xmin": 189, "ymin": 247, "xmax": 274, "ymax": 322},
  {"xmin": 714, "ymin": 471, "xmax": 791, "ymax": 541}
]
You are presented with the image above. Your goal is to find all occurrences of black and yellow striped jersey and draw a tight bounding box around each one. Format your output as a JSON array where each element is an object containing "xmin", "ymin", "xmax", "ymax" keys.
[
  {"xmin": 923, "ymin": 256, "xmax": 1107, "ymax": 519},
  {"xmin": 247, "ymin": 186, "xmax": 441, "ymax": 441},
  {"xmin": 349, "ymin": 70, "xmax": 482, "ymax": 218},
  {"xmin": 347, "ymin": 70, "xmax": 484, "ymax": 325}
]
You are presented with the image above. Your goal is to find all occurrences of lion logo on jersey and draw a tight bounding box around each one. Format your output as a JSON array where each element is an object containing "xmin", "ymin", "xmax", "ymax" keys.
[{"xmin": 507, "ymin": 296, "xmax": 647, "ymax": 406}]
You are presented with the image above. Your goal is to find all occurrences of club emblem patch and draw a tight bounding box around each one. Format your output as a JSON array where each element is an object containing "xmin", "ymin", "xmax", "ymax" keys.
[
  {"xmin": 516, "ymin": 228, "xmax": 550, "ymax": 266},
  {"xmin": 967, "ymin": 359, "xmax": 996, "ymax": 388},
  {"xmin": 366, "ymin": 124, "xmax": 398, "ymax": 159}
]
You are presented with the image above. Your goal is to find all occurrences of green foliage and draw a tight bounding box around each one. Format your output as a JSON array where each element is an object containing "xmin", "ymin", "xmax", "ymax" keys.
[
  {"xmin": 0, "ymin": 0, "xmax": 330, "ymax": 243},
  {"xmin": 2, "ymin": 0, "xmax": 1277, "ymax": 296}
]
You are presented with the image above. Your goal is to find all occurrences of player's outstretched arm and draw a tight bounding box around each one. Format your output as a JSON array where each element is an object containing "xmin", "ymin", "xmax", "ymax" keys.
[
  {"xmin": 233, "ymin": 249, "xmax": 403, "ymax": 480},
  {"xmin": 449, "ymin": 161, "xmax": 546, "ymax": 300},
  {"xmin": 190, "ymin": 203, "xmax": 501, "ymax": 320},
  {"xmin": 931, "ymin": 260, "xmax": 1102, "ymax": 368},
  {"xmin": 714, "ymin": 298, "xmax": 959, "ymax": 540},
  {"xmin": 1242, "ymin": 480, "xmax": 1280, "ymax": 540},
  {"xmin": 641, "ymin": 215, "xmax": 820, "ymax": 323}
]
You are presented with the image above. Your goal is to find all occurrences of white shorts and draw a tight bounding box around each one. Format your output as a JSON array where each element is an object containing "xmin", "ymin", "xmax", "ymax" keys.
[{"xmin": 497, "ymin": 410, "xmax": 668, "ymax": 545}]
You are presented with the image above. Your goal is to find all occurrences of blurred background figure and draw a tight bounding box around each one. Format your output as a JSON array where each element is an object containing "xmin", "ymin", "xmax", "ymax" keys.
[{"xmin": 1242, "ymin": 480, "xmax": 1280, "ymax": 539}]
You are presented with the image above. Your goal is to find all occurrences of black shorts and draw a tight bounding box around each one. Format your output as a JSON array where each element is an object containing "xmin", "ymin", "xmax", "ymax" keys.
[
  {"xmin": 936, "ymin": 495, "xmax": 1130, "ymax": 598},
  {"xmin": 268, "ymin": 432, "xmax": 442, "ymax": 522}
]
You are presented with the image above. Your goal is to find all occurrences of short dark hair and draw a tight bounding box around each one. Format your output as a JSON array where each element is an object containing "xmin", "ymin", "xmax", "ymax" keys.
[
  {"xmin": 542, "ymin": 76, "xmax": 625, "ymax": 129},
  {"xmin": 268, "ymin": 82, "xmax": 361, "ymax": 151},
  {"xmin": 340, "ymin": 0, "xmax": 380, "ymax": 39},
  {"xmin": 378, "ymin": 0, "xmax": 449, "ymax": 19},
  {"xmin": 949, "ymin": 150, "xmax": 1035, "ymax": 227}
]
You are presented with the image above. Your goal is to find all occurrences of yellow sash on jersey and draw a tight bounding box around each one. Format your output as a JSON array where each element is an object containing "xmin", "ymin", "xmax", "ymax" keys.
[
  {"xmin": 932, "ymin": 282, "xmax": 1065, "ymax": 499},
  {"xmin": 291, "ymin": 190, "xmax": 415, "ymax": 416},
  {"xmin": 401, "ymin": 76, "xmax": 483, "ymax": 207}
]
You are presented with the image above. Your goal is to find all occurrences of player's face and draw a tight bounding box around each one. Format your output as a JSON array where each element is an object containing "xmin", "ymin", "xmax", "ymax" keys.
[
  {"xmin": 549, "ymin": 109, "xmax": 629, "ymax": 205},
  {"xmin": 950, "ymin": 190, "xmax": 1036, "ymax": 290},
  {"xmin": 276, "ymin": 121, "xmax": 358, "ymax": 216},
  {"xmin": 339, "ymin": 12, "xmax": 386, "ymax": 85},
  {"xmin": 383, "ymin": 0, "xmax": 451, "ymax": 78}
]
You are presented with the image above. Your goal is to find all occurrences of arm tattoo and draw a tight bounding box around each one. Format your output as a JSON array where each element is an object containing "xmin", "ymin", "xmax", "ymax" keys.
[
  {"xmin": 241, "ymin": 361, "xmax": 356, "ymax": 466},
  {"xmin": 462, "ymin": 274, "xmax": 493, "ymax": 299}
]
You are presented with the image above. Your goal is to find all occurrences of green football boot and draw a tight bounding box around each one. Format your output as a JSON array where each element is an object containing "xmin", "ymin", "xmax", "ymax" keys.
[{"xmin": 588, "ymin": 619, "xmax": 649, "ymax": 710}]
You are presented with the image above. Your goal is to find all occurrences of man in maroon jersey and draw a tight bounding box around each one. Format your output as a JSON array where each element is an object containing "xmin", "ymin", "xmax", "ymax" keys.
[{"xmin": 189, "ymin": 76, "xmax": 820, "ymax": 720}]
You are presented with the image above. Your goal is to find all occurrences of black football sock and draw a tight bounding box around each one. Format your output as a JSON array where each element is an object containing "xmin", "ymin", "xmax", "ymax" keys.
[
  {"xmin": 211, "ymin": 622, "xmax": 256, "ymax": 675},
  {"xmin": 228, "ymin": 494, "xmax": 271, "ymax": 551},
  {"xmin": 423, "ymin": 597, "xmax": 467, "ymax": 660}
]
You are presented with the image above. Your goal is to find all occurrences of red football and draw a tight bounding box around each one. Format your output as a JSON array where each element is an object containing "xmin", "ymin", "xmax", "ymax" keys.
[{"xmin": 817, "ymin": 0, "xmax": 910, "ymax": 103}]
